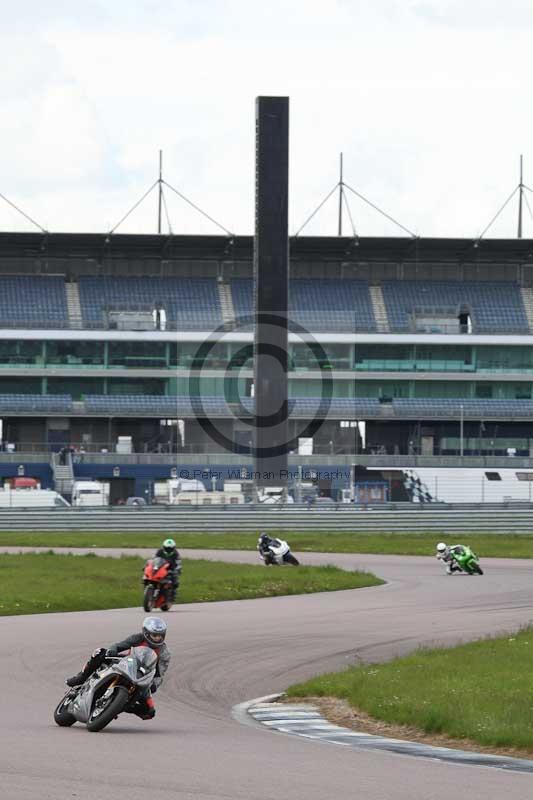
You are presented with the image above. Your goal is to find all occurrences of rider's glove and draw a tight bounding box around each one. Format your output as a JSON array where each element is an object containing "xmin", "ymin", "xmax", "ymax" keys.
[{"xmin": 150, "ymin": 682, "xmax": 158, "ymax": 693}]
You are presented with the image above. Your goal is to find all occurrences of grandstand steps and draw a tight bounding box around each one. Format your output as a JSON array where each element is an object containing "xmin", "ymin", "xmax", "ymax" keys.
[
  {"xmin": 51, "ymin": 452, "xmax": 74, "ymax": 495},
  {"xmin": 65, "ymin": 282, "xmax": 83, "ymax": 328},
  {"xmin": 369, "ymin": 285, "xmax": 390, "ymax": 332},
  {"xmin": 218, "ymin": 280, "xmax": 236, "ymax": 327},
  {"xmin": 520, "ymin": 287, "xmax": 533, "ymax": 330}
]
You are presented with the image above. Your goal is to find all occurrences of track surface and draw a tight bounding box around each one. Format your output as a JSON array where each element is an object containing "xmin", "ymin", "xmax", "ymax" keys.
[{"xmin": 1, "ymin": 549, "xmax": 533, "ymax": 799}]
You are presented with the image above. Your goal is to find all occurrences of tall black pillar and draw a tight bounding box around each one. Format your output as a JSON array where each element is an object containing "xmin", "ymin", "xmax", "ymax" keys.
[{"xmin": 253, "ymin": 96, "xmax": 289, "ymax": 487}]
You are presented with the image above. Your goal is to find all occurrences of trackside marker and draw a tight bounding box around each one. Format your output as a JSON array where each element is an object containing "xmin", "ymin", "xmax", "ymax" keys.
[{"xmin": 233, "ymin": 695, "xmax": 533, "ymax": 775}]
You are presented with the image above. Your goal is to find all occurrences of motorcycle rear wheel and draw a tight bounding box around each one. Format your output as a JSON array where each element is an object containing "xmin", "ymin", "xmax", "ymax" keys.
[
  {"xmin": 143, "ymin": 585, "xmax": 155, "ymax": 612},
  {"xmin": 284, "ymin": 553, "xmax": 300, "ymax": 566},
  {"xmin": 53, "ymin": 694, "xmax": 76, "ymax": 727},
  {"xmin": 87, "ymin": 685, "xmax": 129, "ymax": 732}
]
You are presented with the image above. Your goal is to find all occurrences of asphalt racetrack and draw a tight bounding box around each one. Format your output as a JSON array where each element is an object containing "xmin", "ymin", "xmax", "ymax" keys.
[{"xmin": 1, "ymin": 549, "xmax": 533, "ymax": 799}]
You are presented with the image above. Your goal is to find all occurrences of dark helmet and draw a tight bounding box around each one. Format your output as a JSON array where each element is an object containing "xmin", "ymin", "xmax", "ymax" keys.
[
  {"xmin": 162, "ymin": 538, "xmax": 177, "ymax": 557},
  {"xmin": 142, "ymin": 616, "xmax": 167, "ymax": 647},
  {"xmin": 258, "ymin": 532, "xmax": 271, "ymax": 546}
]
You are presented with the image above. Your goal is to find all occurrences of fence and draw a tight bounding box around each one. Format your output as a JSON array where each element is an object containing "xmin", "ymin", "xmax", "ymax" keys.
[{"xmin": 0, "ymin": 505, "xmax": 531, "ymax": 532}]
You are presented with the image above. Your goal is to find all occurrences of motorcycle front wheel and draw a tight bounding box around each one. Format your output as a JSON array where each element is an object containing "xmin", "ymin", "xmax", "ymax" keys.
[
  {"xmin": 53, "ymin": 694, "xmax": 76, "ymax": 727},
  {"xmin": 143, "ymin": 585, "xmax": 155, "ymax": 612},
  {"xmin": 87, "ymin": 685, "xmax": 129, "ymax": 732},
  {"xmin": 473, "ymin": 564, "xmax": 484, "ymax": 575}
]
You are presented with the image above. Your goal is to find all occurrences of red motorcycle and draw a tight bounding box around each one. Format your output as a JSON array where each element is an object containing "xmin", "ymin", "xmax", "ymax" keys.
[{"xmin": 142, "ymin": 557, "xmax": 174, "ymax": 612}]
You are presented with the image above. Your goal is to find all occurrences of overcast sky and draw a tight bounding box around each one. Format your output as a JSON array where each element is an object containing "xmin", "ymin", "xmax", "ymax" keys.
[{"xmin": 1, "ymin": 0, "xmax": 533, "ymax": 239}]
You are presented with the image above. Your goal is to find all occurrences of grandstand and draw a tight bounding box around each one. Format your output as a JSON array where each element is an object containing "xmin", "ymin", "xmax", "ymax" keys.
[{"xmin": 0, "ymin": 231, "xmax": 533, "ymax": 500}]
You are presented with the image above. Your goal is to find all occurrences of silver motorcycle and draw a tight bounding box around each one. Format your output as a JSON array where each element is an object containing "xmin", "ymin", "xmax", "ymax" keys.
[{"xmin": 54, "ymin": 647, "xmax": 157, "ymax": 732}]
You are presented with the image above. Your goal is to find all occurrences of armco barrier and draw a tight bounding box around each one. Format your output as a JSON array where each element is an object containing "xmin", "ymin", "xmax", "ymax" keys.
[{"xmin": 0, "ymin": 506, "xmax": 531, "ymax": 532}]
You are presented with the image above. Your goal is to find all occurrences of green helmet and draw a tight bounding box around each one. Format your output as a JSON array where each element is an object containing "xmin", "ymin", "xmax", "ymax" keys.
[{"xmin": 163, "ymin": 538, "xmax": 176, "ymax": 555}]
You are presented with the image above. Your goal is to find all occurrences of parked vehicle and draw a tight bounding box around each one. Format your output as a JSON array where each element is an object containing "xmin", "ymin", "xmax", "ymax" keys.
[
  {"xmin": 0, "ymin": 488, "xmax": 69, "ymax": 507},
  {"xmin": 143, "ymin": 557, "xmax": 175, "ymax": 611},
  {"xmin": 153, "ymin": 478, "xmax": 206, "ymax": 504},
  {"xmin": 172, "ymin": 490, "xmax": 244, "ymax": 505},
  {"xmin": 72, "ymin": 480, "xmax": 109, "ymax": 507},
  {"xmin": 257, "ymin": 487, "xmax": 294, "ymax": 504},
  {"xmin": 53, "ymin": 647, "xmax": 157, "ymax": 732},
  {"xmin": 126, "ymin": 496, "xmax": 147, "ymax": 506},
  {"xmin": 257, "ymin": 534, "xmax": 300, "ymax": 566},
  {"xmin": 4, "ymin": 477, "xmax": 41, "ymax": 490}
]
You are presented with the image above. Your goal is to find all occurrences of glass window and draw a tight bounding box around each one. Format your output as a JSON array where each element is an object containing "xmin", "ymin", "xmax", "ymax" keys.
[
  {"xmin": 108, "ymin": 341, "xmax": 166, "ymax": 368},
  {"xmin": 107, "ymin": 379, "xmax": 165, "ymax": 395},
  {"xmin": 46, "ymin": 340, "xmax": 104, "ymax": 367},
  {"xmin": 47, "ymin": 378, "xmax": 104, "ymax": 399},
  {"xmin": 414, "ymin": 382, "xmax": 470, "ymax": 398},
  {"xmin": 0, "ymin": 340, "xmax": 42, "ymax": 366},
  {"xmin": 516, "ymin": 472, "xmax": 533, "ymax": 481},
  {"xmin": 355, "ymin": 344, "xmax": 413, "ymax": 372},
  {"xmin": 477, "ymin": 346, "xmax": 533, "ymax": 372},
  {"xmin": 0, "ymin": 377, "xmax": 41, "ymax": 393},
  {"xmin": 475, "ymin": 384, "xmax": 493, "ymax": 399},
  {"xmin": 485, "ymin": 472, "xmax": 501, "ymax": 481}
]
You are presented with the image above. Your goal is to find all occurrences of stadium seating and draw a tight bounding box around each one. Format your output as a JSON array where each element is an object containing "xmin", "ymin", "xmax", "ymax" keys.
[
  {"xmin": 85, "ymin": 395, "xmax": 232, "ymax": 416},
  {"xmin": 0, "ymin": 394, "xmax": 72, "ymax": 412},
  {"xmin": 0, "ymin": 277, "xmax": 68, "ymax": 327},
  {"xmin": 84, "ymin": 395, "xmax": 382, "ymax": 418},
  {"xmin": 392, "ymin": 398, "xmax": 533, "ymax": 418},
  {"xmin": 231, "ymin": 279, "xmax": 376, "ymax": 332},
  {"xmin": 78, "ymin": 278, "xmax": 222, "ymax": 329},
  {"xmin": 381, "ymin": 281, "xmax": 528, "ymax": 333}
]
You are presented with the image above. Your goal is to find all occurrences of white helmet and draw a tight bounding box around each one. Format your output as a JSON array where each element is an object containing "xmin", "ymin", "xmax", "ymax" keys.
[{"xmin": 436, "ymin": 542, "xmax": 447, "ymax": 554}]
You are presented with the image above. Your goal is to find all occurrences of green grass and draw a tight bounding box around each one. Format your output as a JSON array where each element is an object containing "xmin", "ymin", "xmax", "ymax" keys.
[
  {"xmin": 0, "ymin": 531, "xmax": 531, "ymax": 558},
  {"xmin": 0, "ymin": 553, "xmax": 382, "ymax": 616},
  {"xmin": 287, "ymin": 628, "xmax": 533, "ymax": 752}
]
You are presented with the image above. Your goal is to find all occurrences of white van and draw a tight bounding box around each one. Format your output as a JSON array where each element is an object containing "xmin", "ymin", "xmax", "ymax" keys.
[
  {"xmin": 0, "ymin": 488, "xmax": 70, "ymax": 508},
  {"xmin": 153, "ymin": 478, "xmax": 206, "ymax": 504},
  {"xmin": 72, "ymin": 480, "xmax": 110, "ymax": 507},
  {"xmin": 173, "ymin": 490, "xmax": 244, "ymax": 505}
]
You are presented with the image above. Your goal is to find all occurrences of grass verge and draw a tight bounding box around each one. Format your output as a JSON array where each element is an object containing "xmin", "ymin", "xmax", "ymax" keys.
[
  {"xmin": 0, "ymin": 552, "xmax": 382, "ymax": 616},
  {"xmin": 0, "ymin": 531, "xmax": 531, "ymax": 558},
  {"xmin": 287, "ymin": 628, "xmax": 533, "ymax": 753}
]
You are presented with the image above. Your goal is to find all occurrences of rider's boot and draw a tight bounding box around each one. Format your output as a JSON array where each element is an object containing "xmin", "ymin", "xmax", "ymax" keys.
[
  {"xmin": 65, "ymin": 671, "xmax": 87, "ymax": 687},
  {"xmin": 66, "ymin": 648, "xmax": 106, "ymax": 686}
]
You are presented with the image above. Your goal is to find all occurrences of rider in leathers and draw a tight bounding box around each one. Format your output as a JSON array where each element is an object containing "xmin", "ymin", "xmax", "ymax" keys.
[
  {"xmin": 257, "ymin": 533, "xmax": 279, "ymax": 565},
  {"xmin": 436, "ymin": 542, "xmax": 465, "ymax": 574},
  {"xmin": 65, "ymin": 617, "xmax": 170, "ymax": 719},
  {"xmin": 155, "ymin": 538, "xmax": 182, "ymax": 601}
]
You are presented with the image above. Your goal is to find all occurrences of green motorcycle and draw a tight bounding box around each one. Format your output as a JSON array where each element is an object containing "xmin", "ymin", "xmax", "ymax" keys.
[{"xmin": 449, "ymin": 545, "xmax": 484, "ymax": 575}]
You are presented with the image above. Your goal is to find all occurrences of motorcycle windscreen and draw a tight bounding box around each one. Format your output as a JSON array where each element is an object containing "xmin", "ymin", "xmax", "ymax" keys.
[{"xmin": 131, "ymin": 647, "xmax": 158, "ymax": 685}]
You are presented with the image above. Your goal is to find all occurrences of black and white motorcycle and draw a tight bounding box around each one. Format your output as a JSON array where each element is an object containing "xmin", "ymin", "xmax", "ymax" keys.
[
  {"xmin": 257, "ymin": 534, "xmax": 300, "ymax": 566},
  {"xmin": 54, "ymin": 647, "xmax": 157, "ymax": 732}
]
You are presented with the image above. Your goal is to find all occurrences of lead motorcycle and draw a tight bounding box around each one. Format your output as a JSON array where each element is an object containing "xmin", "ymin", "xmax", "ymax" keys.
[{"xmin": 54, "ymin": 647, "xmax": 157, "ymax": 732}]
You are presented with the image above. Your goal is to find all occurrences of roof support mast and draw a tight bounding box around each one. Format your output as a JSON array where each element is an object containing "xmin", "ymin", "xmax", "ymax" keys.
[
  {"xmin": 518, "ymin": 154, "xmax": 524, "ymax": 239},
  {"xmin": 338, "ymin": 152, "xmax": 343, "ymax": 236},
  {"xmin": 157, "ymin": 150, "xmax": 163, "ymax": 235}
]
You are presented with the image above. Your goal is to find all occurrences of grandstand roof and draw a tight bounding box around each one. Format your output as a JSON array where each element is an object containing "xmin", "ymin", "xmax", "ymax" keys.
[{"xmin": 0, "ymin": 231, "xmax": 532, "ymax": 268}]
